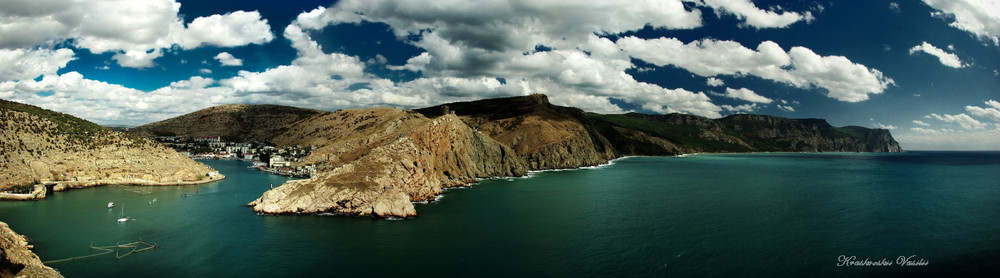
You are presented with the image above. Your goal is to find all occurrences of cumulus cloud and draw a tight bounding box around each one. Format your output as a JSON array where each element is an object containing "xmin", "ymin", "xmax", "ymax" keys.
[
  {"xmin": 874, "ymin": 123, "xmax": 897, "ymax": 130},
  {"xmin": 214, "ymin": 52, "xmax": 243, "ymax": 66},
  {"xmin": 706, "ymin": 77, "xmax": 724, "ymax": 86},
  {"xmin": 927, "ymin": 113, "xmax": 988, "ymax": 129},
  {"xmin": 912, "ymin": 120, "xmax": 931, "ymax": 126},
  {"xmin": 908, "ymin": 42, "xmax": 966, "ymax": 68},
  {"xmin": 720, "ymin": 87, "xmax": 772, "ymax": 103},
  {"xmin": 617, "ymin": 36, "xmax": 895, "ymax": 102},
  {"xmin": 923, "ymin": 0, "xmax": 1000, "ymax": 46},
  {"xmin": 0, "ymin": 0, "xmax": 273, "ymax": 68},
  {"xmin": 720, "ymin": 103, "xmax": 760, "ymax": 113},
  {"xmin": 699, "ymin": 0, "xmax": 813, "ymax": 28},
  {"xmin": 0, "ymin": 48, "xmax": 76, "ymax": 81},
  {"xmin": 777, "ymin": 105, "xmax": 795, "ymax": 112},
  {"xmin": 965, "ymin": 99, "xmax": 1000, "ymax": 122}
]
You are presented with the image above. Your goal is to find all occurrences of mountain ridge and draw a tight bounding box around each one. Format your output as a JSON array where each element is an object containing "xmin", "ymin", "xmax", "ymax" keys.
[{"xmin": 130, "ymin": 94, "xmax": 901, "ymax": 217}]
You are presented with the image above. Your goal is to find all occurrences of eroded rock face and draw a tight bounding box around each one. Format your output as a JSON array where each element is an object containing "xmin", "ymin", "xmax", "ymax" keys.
[
  {"xmin": 1, "ymin": 100, "xmax": 221, "ymax": 196},
  {"xmin": 0, "ymin": 221, "xmax": 63, "ymax": 278},
  {"xmin": 248, "ymin": 114, "xmax": 526, "ymax": 217}
]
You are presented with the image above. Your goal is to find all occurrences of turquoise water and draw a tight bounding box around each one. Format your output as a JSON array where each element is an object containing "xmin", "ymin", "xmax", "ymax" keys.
[{"xmin": 1, "ymin": 152, "xmax": 998, "ymax": 277}]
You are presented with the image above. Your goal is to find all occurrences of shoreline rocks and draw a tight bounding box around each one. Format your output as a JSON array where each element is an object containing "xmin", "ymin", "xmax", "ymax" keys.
[{"xmin": 0, "ymin": 221, "xmax": 63, "ymax": 277}]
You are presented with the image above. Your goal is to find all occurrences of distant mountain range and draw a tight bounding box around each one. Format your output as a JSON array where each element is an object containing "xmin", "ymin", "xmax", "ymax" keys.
[{"xmin": 128, "ymin": 94, "xmax": 900, "ymax": 217}]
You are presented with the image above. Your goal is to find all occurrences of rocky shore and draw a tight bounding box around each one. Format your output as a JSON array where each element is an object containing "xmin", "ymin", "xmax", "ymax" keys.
[{"xmin": 0, "ymin": 221, "xmax": 63, "ymax": 278}]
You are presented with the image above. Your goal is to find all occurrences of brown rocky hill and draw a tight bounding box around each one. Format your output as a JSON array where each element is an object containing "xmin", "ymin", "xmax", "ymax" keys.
[
  {"xmin": 248, "ymin": 110, "xmax": 526, "ymax": 217},
  {"xmin": 130, "ymin": 104, "xmax": 321, "ymax": 143},
  {"xmin": 137, "ymin": 94, "xmax": 900, "ymax": 218},
  {"xmin": 0, "ymin": 99, "xmax": 223, "ymax": 199}
]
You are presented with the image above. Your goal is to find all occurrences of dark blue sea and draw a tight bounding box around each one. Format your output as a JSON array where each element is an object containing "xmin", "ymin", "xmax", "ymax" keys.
[{"xmin": 1, "ymin": 151, "xmax": 998, "ymax": 277}]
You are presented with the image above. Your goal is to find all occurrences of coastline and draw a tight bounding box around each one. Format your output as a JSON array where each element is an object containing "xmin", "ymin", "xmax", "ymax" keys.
[
  {"xmin": 0, "ymin": 174, "xmax": 226, "ymax": 201},
  {"xmin": 0, "ymin": 221, "xmax": 63, "ymax": 277}
]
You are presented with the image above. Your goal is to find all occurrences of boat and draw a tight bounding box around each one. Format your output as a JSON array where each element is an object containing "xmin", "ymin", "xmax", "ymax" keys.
[
  {"xmin": 107, "ymin": 202, "xmax": 114, "ymax": 208},
  {"xmin": 117, "ymin": 204, "xmax": 128, "ymax": 223}
]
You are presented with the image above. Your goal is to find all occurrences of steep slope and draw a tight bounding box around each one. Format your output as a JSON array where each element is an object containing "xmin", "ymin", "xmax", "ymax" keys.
[
  {"xmin": 0, "ymin": 99, "xmax": 222, "ymax": 199},
  {"xmin": 0, "ymin": 222, "xmax": 62, "ymax": 278},
  {"xmin": 248, "ymin": 111, "xmax": 526, "ymax": 216},
  {"xmin": 416, "ymin": 94, "xmax": 680, "ymax": 169},
  {"xmin": 130, "ymin": 104, "xmax": 321, "ymax": 143}
]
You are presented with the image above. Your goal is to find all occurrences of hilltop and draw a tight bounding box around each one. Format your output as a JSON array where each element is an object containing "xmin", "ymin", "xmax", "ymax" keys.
[
  {"xmin": 0, "ymin": 99, "xmax": 223, "ymax": 199},
  {"xmin": 130, "ymin": 104, "xmax": 322, "ymax": 143}
]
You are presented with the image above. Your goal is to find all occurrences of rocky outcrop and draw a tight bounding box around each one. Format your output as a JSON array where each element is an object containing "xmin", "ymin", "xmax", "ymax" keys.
[
  {"xmin": 130, "ymin": 104, "xmax": 321, "ymax": 143},
  {"xmin": 248, "ymin": 113, "xmax": 526, "ymax": 217},
  {"xmin": 0, "ymin": 221, "xmax": 63, "ymax": 278},
  {"xmin": 1, "ymin": 99, "xmax": 222, "ymax": 197}
]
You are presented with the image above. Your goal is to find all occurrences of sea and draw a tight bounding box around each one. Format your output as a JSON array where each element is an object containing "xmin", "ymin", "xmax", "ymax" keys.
[{"xmin": 1, "ymin": 151, "xmax": 998, "ymax": 277}]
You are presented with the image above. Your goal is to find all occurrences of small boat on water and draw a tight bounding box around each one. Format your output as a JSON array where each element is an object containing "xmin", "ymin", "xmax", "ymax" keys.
[
  {"xmin": 117, "ymin": 204, "xmax": 128, "ymax": 223},
  {"xmin": 107, "ymin": 202, "xmax": 114, "ymax": 208}
]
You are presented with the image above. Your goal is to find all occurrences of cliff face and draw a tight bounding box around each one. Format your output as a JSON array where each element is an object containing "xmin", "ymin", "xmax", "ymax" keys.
[
  {"xmin": 248, "ymin": 112, "xmax": 526, "ymax": 217},
  {"xmin": 0, "ymin": 99, "xmax": 222, "ymax": 198},
  {"xmin": 416, "ymin": 94, "xmax": 681, "ymax": 170},
  {"xmin": 130, "ymin": 104, "xmax": 321, "ymax": 143},
  {"xmin": 0, "ymin": 221, "xmax": 63, "ymax": 278}
]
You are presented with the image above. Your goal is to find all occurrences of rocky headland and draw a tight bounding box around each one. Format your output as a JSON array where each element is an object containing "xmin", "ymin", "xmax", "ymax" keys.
[
  {"xmin": 0, "ymin": 99, "xmax": 224, "ymax": 200},
  {"xmin": 134, "ymin": 94, "xmax": 901, "ymax": 218},
  {"xmin": 0, "ymin": 221, "xmax": 62, "ymax": 278}
]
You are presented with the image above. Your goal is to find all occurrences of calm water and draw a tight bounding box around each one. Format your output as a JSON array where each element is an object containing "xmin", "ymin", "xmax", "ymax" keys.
[{"xmin": 1, "ymin": 152, "xmax": 998, "ymax": 277}]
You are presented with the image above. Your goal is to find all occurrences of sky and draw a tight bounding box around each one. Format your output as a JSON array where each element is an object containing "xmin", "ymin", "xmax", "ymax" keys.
[{"xmin": 0, "ymin": 0, "xmax": 998, "ymax": 150}]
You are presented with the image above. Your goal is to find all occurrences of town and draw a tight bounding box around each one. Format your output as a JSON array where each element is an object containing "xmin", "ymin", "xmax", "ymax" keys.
[{"xmin": 152, "ymin": 135, "xmax": 315, "ymax": 178}]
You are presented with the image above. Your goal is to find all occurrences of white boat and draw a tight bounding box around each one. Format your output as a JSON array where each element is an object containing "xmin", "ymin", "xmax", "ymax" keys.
[
  {"xmin": 117, "ymin": 204, "xmax": 128, "ymax": 223},
  {"xmin": 107, "ymin": 202, "xmax": 114, "ymax": 208}
]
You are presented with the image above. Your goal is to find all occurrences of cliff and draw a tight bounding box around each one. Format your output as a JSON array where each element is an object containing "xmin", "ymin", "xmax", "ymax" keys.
[
  {"xmin": 0, "ymin": 99, "xmax": 223, "ymax": 199},
  {"xmin": 130, "ymin": 104, "xmax": 321, "ymax": 143},
  {"xmin": 248, "ymin": 112, "xmax": 526, "ymax": 216},
  {"xmin": 416, "ymin": 94, "xmax": 681, "ymax": 170},
  {"xmin": 0, "ymin": 221, "xmax": 62, "ymax": 278}
]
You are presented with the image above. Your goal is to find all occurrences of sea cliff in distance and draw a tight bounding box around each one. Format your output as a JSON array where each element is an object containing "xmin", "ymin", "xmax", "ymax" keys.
[
  {"xmin": 0, "ymin": 99, "xmax": 224, "ymax": 200},
  {"xmin": 131, "ymin": 94, "xmax": 900, "ymax": 218}
]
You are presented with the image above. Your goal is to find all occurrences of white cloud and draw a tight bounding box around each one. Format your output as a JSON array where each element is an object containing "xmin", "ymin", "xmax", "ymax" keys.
[
  {"xmin": 965, "ymin": 99, "xmax": 1000, "ymax": 122},
  {"xmin": 199, "ymin": 68, "xmax": 212, "ymax": 75},
  {"xmin": 0, "ymin": 0, "xmax": 273, "ymax": 68},
  {"xmin": 0, "ymin": 48, "xmax": 76, "ymax": 81},
  {"xmin": 777, "ymin": 104, "xmax": 795, "ymax": 112},
  {"xmin": 895, "ymin": 128, "xmax": 1000, "ymax": 150},
  {"xmin": 923, "ymin": 0, "xmax": 1000, "ymax": 46},
  {"xmin": 617, "ymin": 36, "xmax": 894, "ymax": 102},
  {"xmin": 912, "ymin": 120, "xmax": 931, "ymax": 126},
  {"xmin": 928, "ymin": 113, "xmax": 988, "ymax": 129},
  {"xmin": 874, "ymin": 123, "xmax": 897, "ymax": 130},
  {"xmin": 908, "ymin": 42, "xmax": 966, "ymax": 68},
  {"xmin": 699, "ymin": 0, "xmax": 812, "ymax": 28},
  {"xmin": 706, "ymin": 77, "xmax": 724, "ymax": 87},
  {"xmin": 720, "ymin": 103, "xmax": 760, "ymax": 113},
  {"xmin": 214, "ymin": 52, "xmax": 243, "ymax": 66},
  {"xmin": 889, "ymin": 2, "xmax": 901, "ymax": 13},
  {"xmin": 721, "ymin": 87, "xmax": 772, "ymax": 103}
]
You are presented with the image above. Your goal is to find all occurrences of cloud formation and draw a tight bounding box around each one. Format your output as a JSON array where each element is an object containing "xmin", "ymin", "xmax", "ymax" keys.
[
  {"xmin": 720, "ymin": 87, "xmax": 773, "ymax": 103},
  {"xmin": 0, "ymin": 48, "xmax": 75, "ymax": 81},
  {"xmin": 923, "ymin": 0, "xmax": 1000, "ymax": 46},
  {"xmin": 214, "ymin": 52, "xmax": 243, "ymax": 67},
  {"xmin": 698, "ymin": 0, "xmax": 813, "ymax": 28},
  {"xmin": 617, "ymin": 37, "xmax": 895, "ymax": 102},
  {"xmin": 927, "ymin": 113, "xmax": 987, "ymax": 130},
  {"xmin": 908, "ymin": 42, "xmax": 966, "ymax": 68},
  {"xmin": 0, "ymin": 0, "xmax": 273, "ymax": 68},
  {"xmin": 965, "ymin": 100, "xmax": 1000, "ymax": 122}
]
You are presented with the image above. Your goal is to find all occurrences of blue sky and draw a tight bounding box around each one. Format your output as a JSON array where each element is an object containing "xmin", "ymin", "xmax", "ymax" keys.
[{"xmin": 1, "ymin": 0, "xmax": 998, "ymax": 150}]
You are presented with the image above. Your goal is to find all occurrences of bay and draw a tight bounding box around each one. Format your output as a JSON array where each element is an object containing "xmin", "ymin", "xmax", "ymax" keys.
[{"xmin": 1, "ymin": 151, "xmax": 998, "ymax": 277}]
